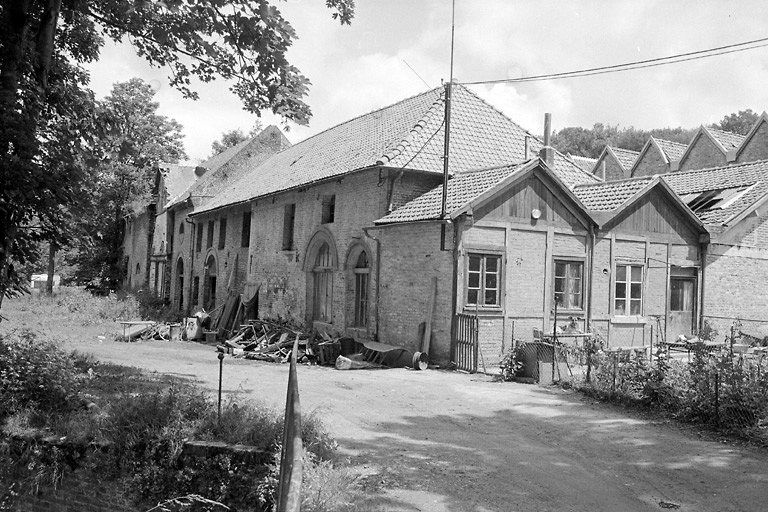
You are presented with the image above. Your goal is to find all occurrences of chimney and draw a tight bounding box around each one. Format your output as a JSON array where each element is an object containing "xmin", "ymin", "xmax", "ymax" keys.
[{"xmin": 539, "ymin": 112, "xmax": 555, "ymax": 166}]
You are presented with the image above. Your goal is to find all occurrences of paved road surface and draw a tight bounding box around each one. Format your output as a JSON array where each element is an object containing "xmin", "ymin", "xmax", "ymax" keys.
[{"xmin": 68, "ymin": 338, "xmax": 768, "ymax": 512}]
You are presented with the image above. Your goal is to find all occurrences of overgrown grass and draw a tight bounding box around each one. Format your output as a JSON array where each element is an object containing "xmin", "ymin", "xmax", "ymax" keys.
[{"xmin": 0, "ymin": 330, "xmax": 360, "ymax": 512}]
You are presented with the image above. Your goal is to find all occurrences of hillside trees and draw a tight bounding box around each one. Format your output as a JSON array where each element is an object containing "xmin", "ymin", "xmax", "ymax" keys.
[{"xmin": 0, "ymin": 0, "xmax": 355, "ymax": 311}]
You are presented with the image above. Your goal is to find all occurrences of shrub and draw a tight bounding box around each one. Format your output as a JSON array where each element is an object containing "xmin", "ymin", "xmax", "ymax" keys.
[
  {"xmin": 499, "ymin": 345, "xmax": 525, "ymax": 382},
  {"xmin": 0, "ymin": 330, "xmax": 80, "ymax": 420}
]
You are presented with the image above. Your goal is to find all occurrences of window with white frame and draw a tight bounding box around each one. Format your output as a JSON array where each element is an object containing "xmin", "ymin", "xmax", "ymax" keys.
[
  {"xmin": 615, "ymin": 264, "xmax": 643, "ymax": 315},
  {"xmin": 466, "ymin": 253, "xmax": 501, "ymax": 307},
  {"xmin": 554, "ymin": 260, "xmax": 583, "ymax": 310}
]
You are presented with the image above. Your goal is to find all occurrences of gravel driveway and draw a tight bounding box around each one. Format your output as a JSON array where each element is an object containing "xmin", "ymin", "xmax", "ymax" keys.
[{"xmin": 66, "ymin": 337, "xmax": 768, "ymax": 512}]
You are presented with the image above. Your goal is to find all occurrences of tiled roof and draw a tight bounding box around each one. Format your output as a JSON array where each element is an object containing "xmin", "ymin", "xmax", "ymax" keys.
[
  {"xmin": 567, "ymin": 154, "xmax": 598, "ymax": 172},
  {"xmin": 573, "ymin": 177, "xmax": 654, "ymax": 211},
  {"xmin": 375, "ymin": 163, "xmax": 528, "ymax": 224},
  {"xmin": 609, "ymin": 147, "xmax": 639, "ymax": 170},
  {"xmin": 705, "ymin": 127, "xmax": 745, "ymax": 151},
  {"xmin": 168, "ymin": 126, "xmax": 291, "ymax": 209},
  {"xmin": 160, "ymin": 163, "xmax": 198, "ymax": 204},
  {"xmin": 654, "ymin": 137, "xmax": 687, "ymax": 161},
  {"xmin": 664, "ymin": 159, "xmax": 768, "ymax": 225},
  {"xmin": 193, "ymin": 85, "xmax": 598, "ymax": 215},
  {"xmin": 573, "ymin": 159, "xmax": 768, "ymax": 227}
]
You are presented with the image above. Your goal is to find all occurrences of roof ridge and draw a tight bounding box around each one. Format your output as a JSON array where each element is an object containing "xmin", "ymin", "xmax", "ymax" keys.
[
  {"xmin": 303, "ymin": 86, "xmax": 443, "ymax": 160},
  {"xmin": 652, "ymin": 136, "xmax": 687, "ymax": 147},
  {"xmin": 574, "ymin": 174, "xmax": 655, "ymax": 190},
  {"xmin": 456, "ymin": 160, "xmax": 532, "ymax": 175},
  {"xmin": 666, "ymin": 157, "xmax": 768, "ymax": 177},
  {"xmin": 460, "ymin": 84, "xmax": 600, "ymax": 183},
  {"xmin": 377, "ymin": 88, "xmax": 444, "ymax": 164},
  {"xmin": 610, "ymin": 146, "xmax": 640, "ymax": 154}
]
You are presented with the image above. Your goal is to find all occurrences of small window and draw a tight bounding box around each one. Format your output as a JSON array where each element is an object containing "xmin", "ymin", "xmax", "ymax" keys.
[
  {"xmin": 554, "ymin": 260, "xmax": 583, "ymax": 310},
  {"xmin": 195, "ymin": 224, "xmax": 203, "ymax": 252},
  {"xmin": 321, "ymin": 195, "xmax": 336, "ymax": 224},
  {"xmin": 192, "ymin": 276, "xmax": 200, "ymax": 306},
  {"xmin": 670, "ymin": 278, "xmax": 695, "ymax": 312},
  {"xmin": 615, "ymin": 264, "xmax": 643, "ymax": 315},
  {"xmin": 135, "ymin": 263, "xmax": 141, "ymax": 275},
  {"xmin": 218, "ymin": 217, "xmax": 227, "ymax": 250},
  {"xmin": 282, "ymin": 204, "xmax": 296, "ymax": 251},
  {"xmin": 241, "ymin": 212, "xmax": 251, "ymax": 248},
  {"xmin": 206, "ymin": 220, "xmax": 214, "ymax": 249},
  {"xmin": 466, "ymin": 253, "xmax": 501, "ymax": 307},
  {"xmin": 179, "ymin": 222, "xmax": 185, "ymax": 235}
]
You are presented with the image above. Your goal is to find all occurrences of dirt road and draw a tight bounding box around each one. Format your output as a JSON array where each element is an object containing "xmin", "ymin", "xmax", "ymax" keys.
[{"xmin": 64, "ymin": 338, "xmax": 768, "ymax": 512}]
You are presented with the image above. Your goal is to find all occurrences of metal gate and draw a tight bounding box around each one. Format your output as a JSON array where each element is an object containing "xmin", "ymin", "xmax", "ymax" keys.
[{"xmin": 452, "ymin": 313, "xmax": 479, "ymax": 373}]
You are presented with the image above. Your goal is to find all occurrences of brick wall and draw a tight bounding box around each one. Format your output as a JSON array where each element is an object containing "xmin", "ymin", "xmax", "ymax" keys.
[
  {"xmin": 739, "ymin": 211, "xmax": 768, "ymax": 249},
  {"xmin": 736, "ymin": 121, "xmax": 768, "ymax": 164},
  {"xmin": 376, "ymin": 221, "xmax": 454, "ymax": 362},
  {"xmin": 389, "ymin": 171, "xmax": 443, "ymax": 211},
  {"xmin": 186, "ymin": 167, "xmax": 444, "ymax": 339},
  {"xmin": 679, "ymin": 134, "xmax": 727, "ymax": 172},
  {"xmin": 703, "ymin": 243, "xmax": 768, "ymax": 334},
  {"xmin": 594, "ymin": 152, "xmax": 630, "ymax": 181},
  {"xmin": 632, "ymin": 145, "xmax": 668, "ymax": 177},
  {"xmin": 122, "ymin": 211, "xmax": 150, "ymax": 289}
]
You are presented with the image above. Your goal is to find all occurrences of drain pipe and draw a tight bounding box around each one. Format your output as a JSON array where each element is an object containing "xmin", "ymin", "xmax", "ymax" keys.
[{"xmin": 362, "ymin": 226, "xmax": 382, "ymax": 340}]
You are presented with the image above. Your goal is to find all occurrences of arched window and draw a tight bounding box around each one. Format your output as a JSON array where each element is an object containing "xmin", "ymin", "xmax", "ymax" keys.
[
  {"xmin": 352, "ymin": 251, "xmax": 370, "ymax": 327},
  {"xmin": 179, "ymin": 222, "xmax": 185, "ymax": 235},
  {"xmin": 313, "ymin": 242, "xmax": 334, "ymax": 322},
  {"xmin": 135, "ymin": 263, "xmax": 141, "ymax": 275}
]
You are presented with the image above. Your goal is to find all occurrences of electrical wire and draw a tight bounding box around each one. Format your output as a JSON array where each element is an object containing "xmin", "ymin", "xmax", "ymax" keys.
[{"xmin": 462, "ymin": 36, "xmax": 768, "ymax": 85}]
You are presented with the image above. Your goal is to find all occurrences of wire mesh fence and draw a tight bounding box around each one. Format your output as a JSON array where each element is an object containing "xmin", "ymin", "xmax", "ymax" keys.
[{"xmin": 553, "ymin": 322, "xmax": 768, "ymax": 446}]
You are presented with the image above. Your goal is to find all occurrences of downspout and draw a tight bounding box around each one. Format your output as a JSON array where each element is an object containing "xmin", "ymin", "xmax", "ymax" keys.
[{"xmin": 362, "ymin": 226, "xmax": 381, "ymax": 340}]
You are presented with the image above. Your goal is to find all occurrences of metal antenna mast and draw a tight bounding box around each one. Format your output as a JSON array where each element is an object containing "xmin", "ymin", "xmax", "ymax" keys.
[{"xmin": 440, "ymin": 0, "xmax": 456, "ymax": 218}]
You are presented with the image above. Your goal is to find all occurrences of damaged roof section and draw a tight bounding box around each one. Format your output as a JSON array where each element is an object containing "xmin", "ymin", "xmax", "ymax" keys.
[{"xmin": 192, "ymin": 84, "xmax": 599, "ymax": 216}]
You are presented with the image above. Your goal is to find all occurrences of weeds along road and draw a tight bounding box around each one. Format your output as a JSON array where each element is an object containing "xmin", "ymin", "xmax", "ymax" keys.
[{"xmin": 55, "ymin": 337, "xmax": 768, "ymax": 512}]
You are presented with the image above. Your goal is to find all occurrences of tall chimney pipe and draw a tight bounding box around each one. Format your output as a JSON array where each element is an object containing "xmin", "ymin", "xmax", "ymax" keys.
[{"xmin": 539, "ymin": 113, "xmax": 555, "ymax": 166}]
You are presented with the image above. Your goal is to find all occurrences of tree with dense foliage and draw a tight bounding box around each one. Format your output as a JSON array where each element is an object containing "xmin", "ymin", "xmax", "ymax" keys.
[
  {"xmin": 715, "ymin": 109, "xmax": 759, "ymax": 136},
  {"xmin": 210, "ymin": 120, "xmax": 264, "ymax": 156},
  {"xmin": 66, "ymin": 78, "xmax": 186, "ymax": 289},
  {"xmin": 0, "ymin": 0, "xmax": 355, "ymax": 311}
]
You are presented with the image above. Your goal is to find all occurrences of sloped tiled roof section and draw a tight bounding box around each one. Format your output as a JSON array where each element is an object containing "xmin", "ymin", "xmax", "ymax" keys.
[
  {"xmin": 168, "ymin": 126, "xmax": 291, "ymax": 209},
  {"xmin": 376, "ymin": 163, "xmax": 527, "ymax": 224},
  {"xmin": 160, "ymin": 163, "xmax": 198, "ymax": 204},
  {"xmin": 654, "ymin": 137, "xmax": 687, "ymax": 161},
  {"xmin": 573, "ymin": 177, "xmax": 654, "ymax": 211},
  {"xmin": 567, "ymin": 154, "xmax": 598, "ymax": 172},
  {"xmin": 706, "ymin": 127, "xmax": 746, "ymax": 151},
  {"xmin": 573, "ymin": 159, "xmax": 768, "ymax": 227},
  {"xmin": 194, "ymin": 85, "xmax": 598, "ymax": 215},
  {"xmin": 663, "ymin": 159, "xmax": 768, "ymax": 225},
  {"xmin": 610, "ymin": 147, "xmax": 640, "ymax": 170}
]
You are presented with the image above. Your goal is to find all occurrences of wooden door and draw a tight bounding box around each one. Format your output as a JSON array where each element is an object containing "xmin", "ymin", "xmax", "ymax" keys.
[{"xmin": 668, "ymin": 268, "xmax": 696, "ymax": 340}]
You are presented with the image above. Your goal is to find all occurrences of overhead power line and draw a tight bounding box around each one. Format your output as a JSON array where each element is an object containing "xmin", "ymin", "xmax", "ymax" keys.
[{"xmin": 462, "ymin": 35, "xmax": 768, "ymax": 85}]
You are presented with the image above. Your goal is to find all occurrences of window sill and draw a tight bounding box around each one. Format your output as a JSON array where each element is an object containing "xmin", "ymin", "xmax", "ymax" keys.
[
  {"xmin": 610, "ymin": 315, "xmax": 647, "ymax": 325},
  {"xmin": 463, "ymin": 306, "xmax": 503, "ymax": 316}
]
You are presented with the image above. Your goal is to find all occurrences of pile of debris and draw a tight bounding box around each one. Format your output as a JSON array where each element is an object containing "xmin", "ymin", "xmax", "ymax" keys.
[
  {"xmin": 117, "ymin": 321, "xmax": 182, "ymax": 342},
  {"xmin": 215, "ymin": 319, "xmax": 408, "ymax": 370}
]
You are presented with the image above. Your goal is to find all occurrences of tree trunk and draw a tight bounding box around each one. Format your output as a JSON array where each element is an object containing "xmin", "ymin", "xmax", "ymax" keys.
[{"xmin": 46, "ymin": 243, "xmax": 56, "ymax": 295}]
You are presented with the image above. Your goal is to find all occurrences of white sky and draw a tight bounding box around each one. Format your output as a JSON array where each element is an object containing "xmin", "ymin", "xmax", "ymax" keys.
[{"xmin": 84, "ymin": 0, "xmax": 768, "ymax": 163}]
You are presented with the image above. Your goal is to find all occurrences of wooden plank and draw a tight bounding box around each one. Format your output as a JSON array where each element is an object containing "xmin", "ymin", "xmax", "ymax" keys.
[{"xmin": 421, "ymin": 276, "xmax": 438, "ymax": 355}]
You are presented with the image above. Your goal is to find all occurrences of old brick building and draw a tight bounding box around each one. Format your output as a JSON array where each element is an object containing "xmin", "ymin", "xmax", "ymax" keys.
[{"xmin": 182, "ymin": 85, "xmax": 598, "ymax": 347}]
